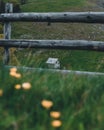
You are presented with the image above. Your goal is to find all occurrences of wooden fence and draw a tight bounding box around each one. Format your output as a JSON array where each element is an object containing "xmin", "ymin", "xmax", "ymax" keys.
[{"xmin": 1, "ymin": 3, "xmax": 104, "ymax": 76}]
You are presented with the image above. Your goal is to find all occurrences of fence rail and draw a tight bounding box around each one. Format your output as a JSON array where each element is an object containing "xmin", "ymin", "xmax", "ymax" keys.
[
  {"xmin": 5, "ymin": 65, "xmax": 104, "ymax": 76},
  {"xmin": 1, "ymin": 12, "xmax": 104, "ymax": 23},
  {"xmin": 0, "ymin": 39, "xmax": 104, "ymax": 51},
  {"xmin": 1, "ymin": 3, "xmax": 104, "ymax": 75}
]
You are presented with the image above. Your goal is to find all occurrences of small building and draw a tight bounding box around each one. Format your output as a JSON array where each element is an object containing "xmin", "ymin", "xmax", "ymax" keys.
[{"xmin": 46, "ymin": 58, "xmax": 60, "ymax": 69}]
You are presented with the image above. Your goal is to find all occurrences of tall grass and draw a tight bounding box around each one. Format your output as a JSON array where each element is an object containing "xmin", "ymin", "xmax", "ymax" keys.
[
  {"xmin": 1, "ymin": 0, "xmax": 104, "ymax": 129},
  {"xmin": 9, "ymin": 48, "xmax": 104, "ymax": 73},
  {"xmin": 0, "ymin": 65, "xmax": 104, "ymax": 130}
]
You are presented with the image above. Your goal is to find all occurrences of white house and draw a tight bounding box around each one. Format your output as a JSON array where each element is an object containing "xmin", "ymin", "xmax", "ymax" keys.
[{"xmin": 46, "ymin": 58, "xmax": 60, "ymax": 69}]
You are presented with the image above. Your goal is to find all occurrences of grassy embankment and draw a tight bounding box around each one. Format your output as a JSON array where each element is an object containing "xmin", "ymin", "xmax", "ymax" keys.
[{"xmin": 1, "ymin": 0, "xmax": 104, "ymax": 130}]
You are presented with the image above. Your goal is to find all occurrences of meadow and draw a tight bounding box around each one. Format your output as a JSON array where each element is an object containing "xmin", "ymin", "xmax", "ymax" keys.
[
  {"xmin": 1, "ymin": 65, "xmax": 104, "ymax": 130},
  {"xmin": 1, "ymin": 0, "xmax": 104, "ymax": 130}
]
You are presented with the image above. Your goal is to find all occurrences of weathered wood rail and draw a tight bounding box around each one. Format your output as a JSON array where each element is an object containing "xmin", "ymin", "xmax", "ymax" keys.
[
  {"xmin": 3, "ymin": 3, "xmax": 13, "ymax": 64},
  {"xmin": 1, "ymin": 3, "xmax": 104, "ymax": 76},
  {"xmin": 0, "ymin": 39, "xmax": 104, "ymax": 51},
  {"xmin": 1, "ymin": 12, "xmax": 104, "ymax": 23}
]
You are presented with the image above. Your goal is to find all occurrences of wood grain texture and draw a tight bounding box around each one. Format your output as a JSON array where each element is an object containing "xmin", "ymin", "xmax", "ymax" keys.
[
  {"xmin": 1, "ymin": 12, "xmax": 104, "ymax": 23},
  {"xmin": 0, "ymin": 39, "xmax": 104, "ymax": 51},
  {"xmin": 3, "ymin": 3, "xmax": 13, "ymax": 64}
]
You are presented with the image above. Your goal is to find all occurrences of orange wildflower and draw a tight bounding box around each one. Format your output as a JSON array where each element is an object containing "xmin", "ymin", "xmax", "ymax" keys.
[
  {"xmin": 22, "ymin": 82, "xmax": 31, "ymax": 90},
  {"xmin": 9, "ymin": 71, "xmax": 16, "ymax": 77},
  {"xmin": 41, "ymin": 100, "xmax": 53, "ymax": 109},
  {"xmin": 10, "ymin": 71, "xmax": 21, "ymax": 78},
  {"xmin": 10, "ymin": 67, "xmax": 21, "ymax": 78},
  {"xmin": 14, "ymin": 73, "xmax": 21, "ymax": 78},
  {"xmin": 10, "ymin": 67, "xmax": 17, "ymax": 72},
  {"xmin": 15, "ymin": 84, "xmax": 21, "ymax": 90},
  {"xmin": 51, "ymin": 120, "xmax": 62, "ymax": 127},
  {"xmin": 50, "ymin": 111, "xmax": 61, "ymax": 118}
]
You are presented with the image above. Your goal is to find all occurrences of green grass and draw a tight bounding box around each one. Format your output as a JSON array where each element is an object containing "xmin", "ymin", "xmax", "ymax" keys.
[
  {"xmin": 10, "ymin": 22, "xmax": 104, "ymax": 72},
  {"xmin": 1, "ymin": 1, "xmax": 104, "ymax": 129},
  {"xmin": 21, "ymin": 0, "xmax": 85, "ymax": 12},
  {"xmin": 9, "ymin": 49, "xmax": 104, "ymax": 72},
  {"xmin": 1, "ymin": 0, "xmax": 103, "ymax": 73},
  {"xmin": 1, "ymin": 66, "xmax": 104, "ymax": 130}
]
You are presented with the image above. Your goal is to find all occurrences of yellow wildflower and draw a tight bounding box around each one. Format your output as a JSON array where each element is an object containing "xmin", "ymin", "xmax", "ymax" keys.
[
  {"xmin": 15, "ymin": 84, "xmax": 21, "ymax": 90},
  {"xmin": 50, "ymin": 111, "xmax": 61, "ymax": 118},
  {"xmin": 10, "ymin": 67, "xmax": 17, "ymax": 72},
  {"xmin": 41, "ymin": 100, "xmax": 53, "ymax": 109},
  {"xmin": 51, "ymin": 120, "xmax": 62, "ymax": 127},
  {"xmin": 22, "ymin": 82, "xmax": 31, "ymax": 90},
  {"xmin": 10, "ymin": 67, "xmax": 21, "ymax": 78},
  {"xmin": 9, "ymin": 71, "xmax": 16, "ymax": 77},
  {"xmin": 14, "ymin": 73, "xmax": 21, "ymax": 78}
]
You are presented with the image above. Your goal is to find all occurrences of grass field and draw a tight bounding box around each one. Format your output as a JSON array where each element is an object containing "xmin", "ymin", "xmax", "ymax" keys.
[
  {"xmin": 1, "ymin": 66, "xmax": 104, "ymax": 130},
  {"xmin": 9, "ymin": 49, "xmax": 104, "ymax": 72},
  {"xmin": 1, "ymin": 0, "xmax": 104, "ymax": 130},
  {"xmin": 21, "ymin": 0, "xmax": 85, "ymax": 12}
]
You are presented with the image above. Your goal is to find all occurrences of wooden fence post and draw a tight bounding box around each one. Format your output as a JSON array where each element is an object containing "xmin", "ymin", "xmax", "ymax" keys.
[{"xmin": 3, "ymin": 3, "xmax": 13, "ymax": 64}]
